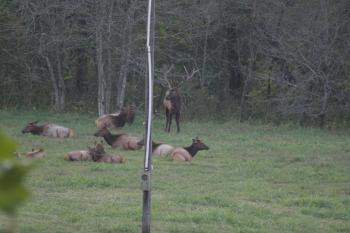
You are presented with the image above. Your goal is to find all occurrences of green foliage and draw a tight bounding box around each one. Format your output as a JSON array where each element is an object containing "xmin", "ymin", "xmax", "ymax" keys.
[
  {"xmin": 0, "ymin": 132, "xmax": 16, "ymax": 161},
  {"xmin": 0, "ymin": 132, "xmax": 33, "ymax": 215}
]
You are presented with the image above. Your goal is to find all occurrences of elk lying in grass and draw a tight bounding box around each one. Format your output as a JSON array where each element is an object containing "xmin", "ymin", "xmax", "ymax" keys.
[
  {"xmin": 22, "ymin": 121, "xmax": 75, "ymax": 138},
  {"xmin": 94, "ymin": 127, "xmax": 143, "ymax": 150},
  {"xmin": 89, "ymin": 143, "xmax": 126, "ymax": 163},
  {"xmin": 137, "ymin": 139, "xmax": 174, "ymax": 156},
  {"xmin": 159, "ymin": 65, "xmax": 198, "ymax": 133},
  {"xmin": 16, "ymin": 148, "xmax": 47, "ymax": 159},
  {"xmin": 170, "ymin": 137, "xmax": 209, "ymax": 162},
  {"xmin": 95, "ymin": 105, "xmax": 136, "ymax": 130},
  {"xmin": 64, "ymin": 150, "xmax": 91, "ymax": 161}
]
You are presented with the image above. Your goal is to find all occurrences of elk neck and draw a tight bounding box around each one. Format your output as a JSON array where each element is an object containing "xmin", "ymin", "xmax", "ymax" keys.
[
  {"xmin": 31, "ymin": 125, "xmax": 45, "ymax": 135},
  {"xmin": 102, "ymin": 132, "xmax": 120, "ymax": 146},
  {"xmin": 184, "ymin": 144, "xmax": 199, "ymax": 157}
]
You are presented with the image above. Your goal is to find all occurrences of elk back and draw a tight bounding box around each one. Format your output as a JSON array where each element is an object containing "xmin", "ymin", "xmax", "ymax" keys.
[
  {"xmin": 17, "ymin": 149, "xmax": 47, "ymax": 159},
  {"xmin": 64, "ymin": 150, "xmax": 91, "ymax": 161},
  {"xmin": 153, "ymin": 144, "xmax": 174, "ymax": 156},
  {"xmin": 170, "ymin": 148, "xmax": 192, "ymax": 161},
  {"xmin": 43, "ymin": 124, "xmax": 75, "ymax": 138}
]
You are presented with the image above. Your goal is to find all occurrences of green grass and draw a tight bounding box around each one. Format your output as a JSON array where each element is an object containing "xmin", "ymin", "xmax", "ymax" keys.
[{"xmin": 0, "ymin": 110, "xmax": 349, "ymax": 233}]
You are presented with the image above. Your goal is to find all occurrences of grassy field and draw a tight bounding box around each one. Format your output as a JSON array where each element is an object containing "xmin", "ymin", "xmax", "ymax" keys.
[{"xmin": 0, "ymin": 110, "xmax": 349, "ymax": 233}]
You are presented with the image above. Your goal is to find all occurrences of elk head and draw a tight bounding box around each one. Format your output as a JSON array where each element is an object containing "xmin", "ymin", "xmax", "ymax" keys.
[
  {"xmin": 22, "ymin": 121, "xmax": 39, "ymax": 134},
  {"xmin": 94, "ymin": 127, "xmax": 109, "ymax": 137},
  {"xmin": 192, "ymin": 137, "xmax": 209, "ymax": 151}
]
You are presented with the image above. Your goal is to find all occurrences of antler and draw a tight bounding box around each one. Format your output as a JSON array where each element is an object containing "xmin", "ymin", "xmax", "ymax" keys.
[
  {"xmin": 177, "ymin": 66, "xmax": 199, "ymax": 87},
  {"xmin": 158, "ymin": 64, "xmax": 174, "ymax": 89},
  {"xmin": 183, "ymin": 66, "xmax": 199, "ymax": 80},
  {"xmin": 157, "ymin": 64, "xmax": 199, "ymax": 89}
]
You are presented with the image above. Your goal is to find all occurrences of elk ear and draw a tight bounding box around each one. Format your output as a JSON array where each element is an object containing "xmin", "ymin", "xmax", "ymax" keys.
[{"xmin": 192, "ymin": 138, "xmax": 196, "ymax": 143}]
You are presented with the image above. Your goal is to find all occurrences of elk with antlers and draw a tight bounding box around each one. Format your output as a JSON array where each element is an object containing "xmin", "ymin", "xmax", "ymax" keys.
[{"xmin": 159, "ymin": 65, "xmax": 198, "ymax": 133}]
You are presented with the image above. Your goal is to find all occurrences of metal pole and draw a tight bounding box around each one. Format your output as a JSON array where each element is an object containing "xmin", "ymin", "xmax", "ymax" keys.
[{"xmin": 142, "ymin": 0, "xmax": 154, "ymax": 232}]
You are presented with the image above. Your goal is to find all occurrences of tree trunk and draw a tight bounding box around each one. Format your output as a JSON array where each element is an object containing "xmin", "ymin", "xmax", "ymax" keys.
[
  {"xmin": 75, "ymin": 48, "xmax": 87, "ymax": 97},
  {"xmin": 200, "ymin": 16, "xmax": 209, "ymax": 88},
  {"xmin": 56, "ymin": 47, "xmax": 65, "ymax": 111},
  {"xmin": 45, "ymin": 53, "xmax": 65, "ymax": 112},
  {"xmin": 239, "ymin": 70, "xmax": 250, "ymax": 122},
  {"xmin": 319, "ymin": 76, "xmax": 329, "ymax": 128},
  {"xmin": 116, "ymin": 1, "xmax": 135, "ymax": 111},
  {"xmin": 104, "ymin": 1, "xmax": 114, "ymax": 114},
  {"xmin": 96, "ymin": 23, "xmax": 107, "ymax": 116}
]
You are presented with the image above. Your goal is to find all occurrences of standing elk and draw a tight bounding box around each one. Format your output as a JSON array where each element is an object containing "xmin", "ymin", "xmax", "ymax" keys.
[
  {"xmin": 94, "ymin": 127, "xmax": 143, "ymax": 150},
  {"xmin": 95, "ymin": 105, "xmax": 136, "ymax": 130},
  {"xmin": 159, "ymin": 65, "xmax": 198, "ymax": 133},
  {"xmin": 170, "ymin": 137, "xmax": 209, "ymax": 162},
  {"xmin": 22, "ymin": 121, "xmax": 75, "ymax": 138},
  {"xmin": 89, "ymin": 143, "xmax": 127, "ymax": 163},
  {"xmin": 163, "ymin": 87, "xmax": 181, "ymax": 133}
]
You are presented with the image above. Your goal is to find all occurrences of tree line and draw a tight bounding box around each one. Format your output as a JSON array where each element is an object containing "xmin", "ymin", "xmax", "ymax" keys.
[{"xmin": 0, "ymin": 0, "xmax": 349, "ymax": 127}]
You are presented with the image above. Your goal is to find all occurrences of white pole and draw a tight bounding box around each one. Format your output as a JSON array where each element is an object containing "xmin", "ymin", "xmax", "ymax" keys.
[
  {"xmin": 144, "ymin": 0, "xmax": 154, "ymax": 171},
  {"xmin": 142, "ymin": 0, "xmax": 154, "ymax": 232}
]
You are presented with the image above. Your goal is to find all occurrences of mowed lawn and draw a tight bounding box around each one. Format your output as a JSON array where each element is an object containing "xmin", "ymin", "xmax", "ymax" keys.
[{"xmin": 0, "ymin": 110, "xmax": 349, "ymax": 233}]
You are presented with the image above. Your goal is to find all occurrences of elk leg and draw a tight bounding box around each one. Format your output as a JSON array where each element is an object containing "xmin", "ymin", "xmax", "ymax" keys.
[
  {"xmin": 164, "ymin": 109, "xmax": 170, "ymax": 132},
  {"xmin": 172, "ymin": 153, "xmax": 186, "ymax": 161},
  {"xmin": 168, "ymin": 112, "xmax": 173, "ymax": 132},
  {"xmin": 175, "ymin": 112, "xmax": 180, "ymax": 133}
]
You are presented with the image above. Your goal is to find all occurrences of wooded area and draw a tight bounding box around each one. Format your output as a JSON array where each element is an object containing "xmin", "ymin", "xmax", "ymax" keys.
[{"xmin": 1, "ymin": 0, "xmax": 349, "ymax": 127}]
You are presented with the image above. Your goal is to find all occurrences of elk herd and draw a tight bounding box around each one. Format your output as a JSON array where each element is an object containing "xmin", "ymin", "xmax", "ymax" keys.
[
  {"xmin": 18, "ymin": 65, "xmax": 209, "ymax": 165},
  {"xmin": 19, "ymin": 106, "xmax": 209, "ymax": 164}
]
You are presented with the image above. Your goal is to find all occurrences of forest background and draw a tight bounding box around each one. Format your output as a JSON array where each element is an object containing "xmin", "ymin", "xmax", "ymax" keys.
[{"xmin": 1, "ymin": 0, "xmax": 349, "ymax": 127}]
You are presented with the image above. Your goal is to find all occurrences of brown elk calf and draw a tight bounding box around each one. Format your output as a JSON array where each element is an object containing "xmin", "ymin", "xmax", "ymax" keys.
[
  {"xmin": 170, "ymin": 137, "xmax": 209, "ymax": 162},
  {"xmin": 94, "ymin": 128, "xmax": 143, "ymax": 150},
  {"xmin": 16, "ymin": 148, "xmax": 47, "ymax": 159},
  {"xmin": 137, "ymin": 139, "xmax": 174, "ymax": 156},
  {"xmin": 22, "ymin": 121, "xmax": 75, "ymax": 138},
  {"xmin": 64, "ymin": 150, "xmax": 91, "ymax": 161},
  {"xmin": 89, "ymin": 143, "xmax": 126, "ymax": 163},
  {"xmin": 95, "ymin": 105, "xmax": 135, "ymax": 130}
]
